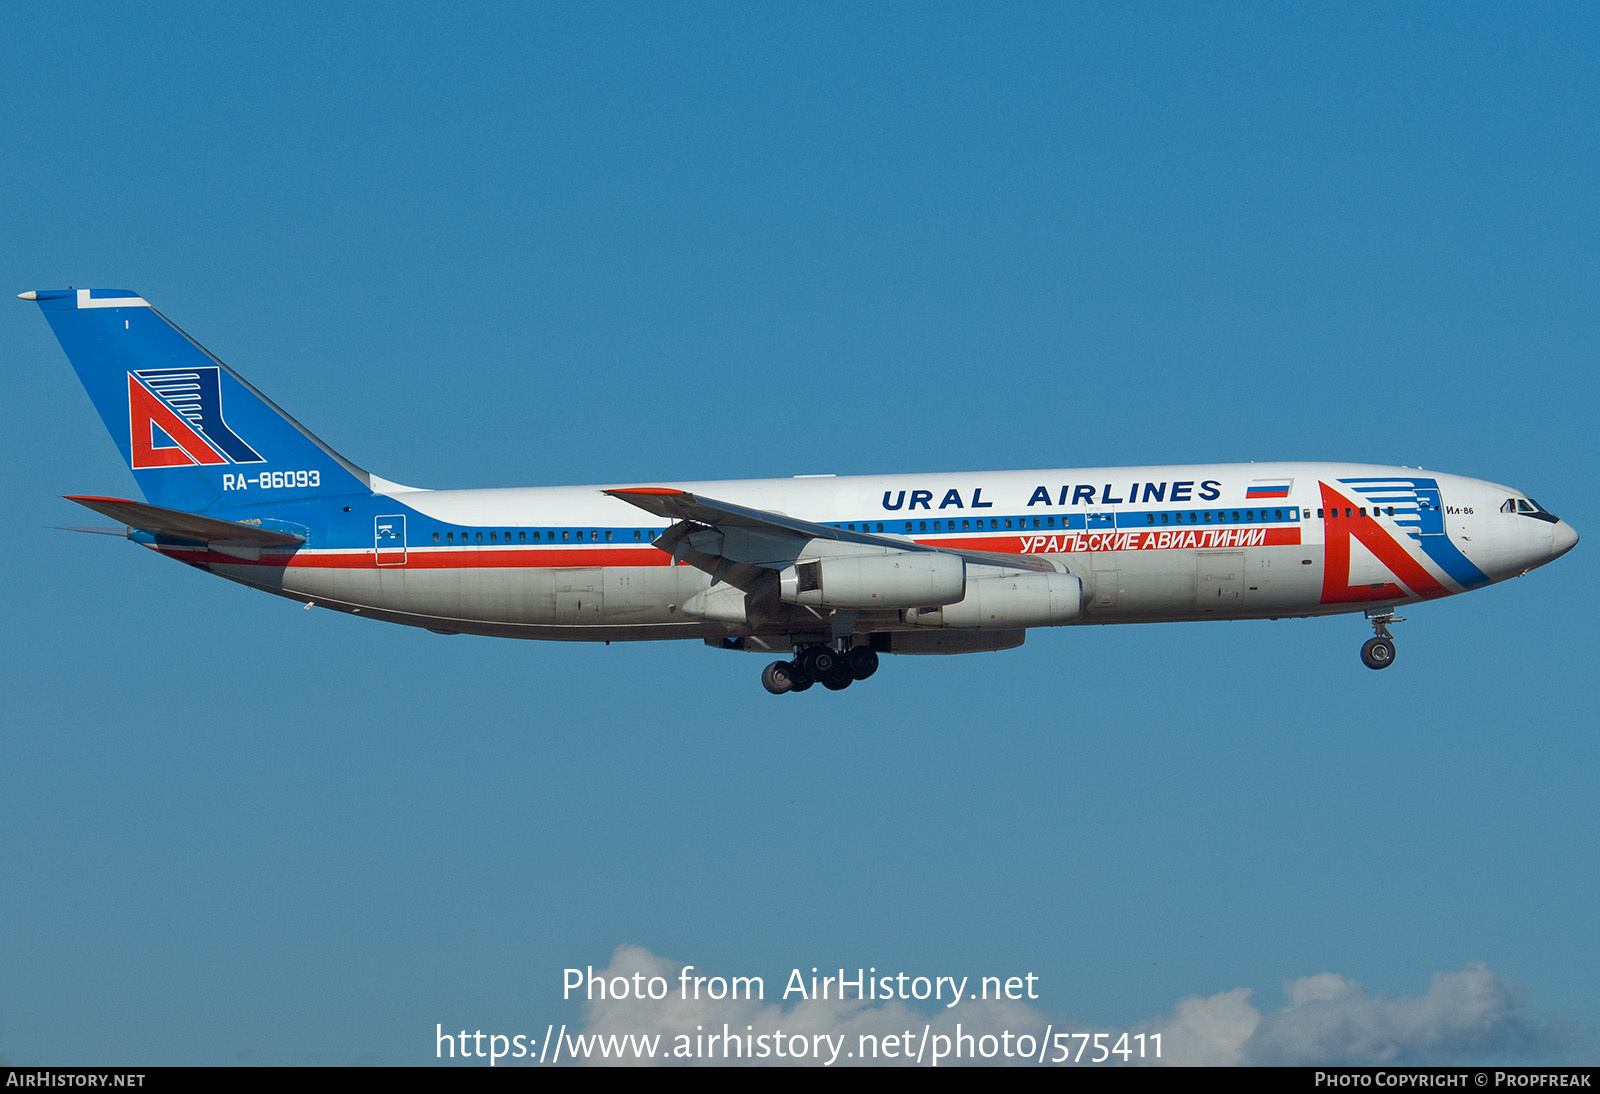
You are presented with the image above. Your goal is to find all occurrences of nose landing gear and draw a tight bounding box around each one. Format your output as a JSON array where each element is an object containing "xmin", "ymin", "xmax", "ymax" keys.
[
  {"xmin": 1361, "ymin": 610, "xmax": 1403, "ymax": 670},
  {"xmin": 760, "ymin": 642, "xmax": 881, "ymax": 694}
]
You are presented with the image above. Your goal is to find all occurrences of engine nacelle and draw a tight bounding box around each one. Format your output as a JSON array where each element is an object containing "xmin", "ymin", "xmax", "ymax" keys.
[
  {"xmin": 904, "ymin": 571, "xmax": 1082, "ymax": 629},
  {"xmin": 779, "ymin": 552, "xmax": 966, "ymax": 610}
]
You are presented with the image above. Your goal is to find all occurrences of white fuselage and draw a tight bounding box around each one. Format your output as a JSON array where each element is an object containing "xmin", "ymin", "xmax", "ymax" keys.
[{"xmin": 171, "ymin": 461, "xmax": 1575, "ymax": 651}]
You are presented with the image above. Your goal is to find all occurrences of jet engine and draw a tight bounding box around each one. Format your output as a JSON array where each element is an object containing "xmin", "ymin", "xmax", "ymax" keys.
[
  {"xmin": 778, "ymin": 552, "xmax": 966, "ymax": 610},
  {"xmin": 903, "ymin": 570, "xmax": 1082, "ymax": 629}
]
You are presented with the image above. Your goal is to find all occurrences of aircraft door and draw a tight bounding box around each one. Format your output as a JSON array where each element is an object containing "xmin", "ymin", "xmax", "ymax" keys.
[
  {"xmin": 375, "ymin": 515, "xmax": 407, "ymax": 566},
  {"xmin": 555, "ymin": 568, "xmax": 605, "ymax": 622},
  {"xmin": 1085, "ymin": 503, "xmax": 1119, "ymax": 612},
  {"xmin": 1414, "ymin": 486, "xmax": 1445, "ymax": 536},
  {"xmin": 1194, "ymin": 551, "xmax": 1244, "ymax": 610},
  {"xmin": 1089, "ymin": 562, "xmax": 1119, "ymax": 610}
]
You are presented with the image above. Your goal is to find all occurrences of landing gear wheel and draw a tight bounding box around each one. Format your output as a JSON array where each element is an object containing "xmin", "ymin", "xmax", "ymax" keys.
[
  {"xmin": 761, "ymin": 660, "xmax": 795, "ymax": 694},
  {"xmin": 1361, "ymin": 637, "xmax": 1397, "ymax": 670},
  {"xmin": 1361, "ymin": 610, "xmax": 1404, "ymax": 670},
  {"xmin": 789, "ymin": 672, "xmax": 813, "ymax": 692},
  {"xmin": 845, "ymin": 645, "xmax": 879, "ymax": 681},
  {"xmin": 799, "ymin": 646, "xmax": 839, "ymax": 680}
]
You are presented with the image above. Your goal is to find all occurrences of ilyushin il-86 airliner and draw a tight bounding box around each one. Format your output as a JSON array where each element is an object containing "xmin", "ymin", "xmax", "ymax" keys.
[{"xmin": 23, "ymin": 288, "xmax": 1578, "ymax": 694}]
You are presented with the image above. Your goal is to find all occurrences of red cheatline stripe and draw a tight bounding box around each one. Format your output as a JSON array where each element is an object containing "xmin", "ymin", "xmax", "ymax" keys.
[{"xmin": 153, "ymin": 545, "xmax": 680, "ymax": 569}]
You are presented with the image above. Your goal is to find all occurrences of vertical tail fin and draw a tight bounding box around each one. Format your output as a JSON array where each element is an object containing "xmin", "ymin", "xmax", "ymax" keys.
[{"xmin": 23, "ymin": 288, "xmax": 372, "ymax": 512}]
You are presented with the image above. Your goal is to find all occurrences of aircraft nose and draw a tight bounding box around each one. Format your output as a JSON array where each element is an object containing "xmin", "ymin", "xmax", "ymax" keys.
[{"xmin": 1551, "ymin": 519, "xmax": 1579, "ymax": 560}]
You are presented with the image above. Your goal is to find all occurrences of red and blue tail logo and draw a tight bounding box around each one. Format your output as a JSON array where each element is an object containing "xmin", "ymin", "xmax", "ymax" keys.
[
  {"xmin": 127, "ymin": 367, "xmax": 264, "ymax": 469},
  {"xmin": 27, "ymin": 286, "xmax": 373, "ymax": 512}
]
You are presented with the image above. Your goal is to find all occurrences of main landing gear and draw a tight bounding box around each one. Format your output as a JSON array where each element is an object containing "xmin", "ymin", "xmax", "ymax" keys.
[
  {"xmin": 761, "ymin": 643, "xmax": 880, "ymax": 695},
  {"xmin": 1360, "ymin": 610, "xmax": 1404, "ymax": 670}
]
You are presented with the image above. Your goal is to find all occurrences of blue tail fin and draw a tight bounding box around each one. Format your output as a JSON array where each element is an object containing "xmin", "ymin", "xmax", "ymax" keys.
[{"xmin": 23, "ymin": 288, "xmax": 372, "ymax": 512}]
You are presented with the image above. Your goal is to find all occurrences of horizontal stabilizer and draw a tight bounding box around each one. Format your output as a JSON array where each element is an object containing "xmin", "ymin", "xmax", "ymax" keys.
[
  {"xmin": 64, "ymin": 495, "xmax": 305, "ymax": 559},
  {"xmin": 55, "ymin": 525, "xmax": 130, "ymax": 537}
]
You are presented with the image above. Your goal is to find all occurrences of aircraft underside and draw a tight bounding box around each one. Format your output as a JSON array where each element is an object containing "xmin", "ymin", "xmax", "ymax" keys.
[
  {"xmin": 208, "ymin": 543, "xmax": 1342, "ymax": 628},
  {"xmin": 181, "ymin": 541, "xmax": 1405, "ymax": 692}
]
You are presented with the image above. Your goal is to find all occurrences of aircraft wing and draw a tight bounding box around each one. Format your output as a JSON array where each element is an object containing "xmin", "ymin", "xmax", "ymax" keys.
[
  {"xmin": 64, "ymin": 495, "xmax": 306, "ymax": 559},
  {"xmin": 604, "ymin": 487, "xmax": 1059, "ymax": 579},
  {"xmin": 605, "ymin": 487, "xmax": 936, "ymax": 548}
]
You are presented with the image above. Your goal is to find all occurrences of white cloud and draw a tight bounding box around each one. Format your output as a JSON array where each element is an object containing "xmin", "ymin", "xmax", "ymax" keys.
[
  {"xmin": 1240, "ymin": 963, "xmax": 1560, "ymax": 1066},
  {"xmin": 562, "ymin": 946, "xmax": 1576, "ymax": 1066},
  {"xmin": 1145, "ymin": 986, "xmax": 1259, "ymax": 1066}
]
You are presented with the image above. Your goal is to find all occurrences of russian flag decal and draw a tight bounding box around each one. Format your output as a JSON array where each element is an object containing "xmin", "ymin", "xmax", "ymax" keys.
[{"xmin": 1245, "ymin": 478, "xmax": 1292, "ymax": 500}]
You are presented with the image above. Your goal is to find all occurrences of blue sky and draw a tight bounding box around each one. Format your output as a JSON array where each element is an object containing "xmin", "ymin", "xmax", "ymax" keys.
[{"xmin": 3, "ymin": 4, "xmax": 1595, "ymax": 1066}]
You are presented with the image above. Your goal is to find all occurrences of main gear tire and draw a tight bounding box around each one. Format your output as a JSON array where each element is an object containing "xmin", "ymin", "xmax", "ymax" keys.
[
  {"xmin": 761, "ymin": 660, "xmax": 795, "ymax": 694},
  {"xmin": 1360, "ymin": 637, "xmax": 1397, "ymax": 670},
  {"xmin": 845, "ymin": 645, "xmax": 880, "ymax": 680}
]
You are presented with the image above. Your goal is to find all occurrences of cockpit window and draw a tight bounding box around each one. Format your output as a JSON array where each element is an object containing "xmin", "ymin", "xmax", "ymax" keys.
[{"xmin": 1507, "ymin": 497, "xmax": 1560, "ymax": 522}]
